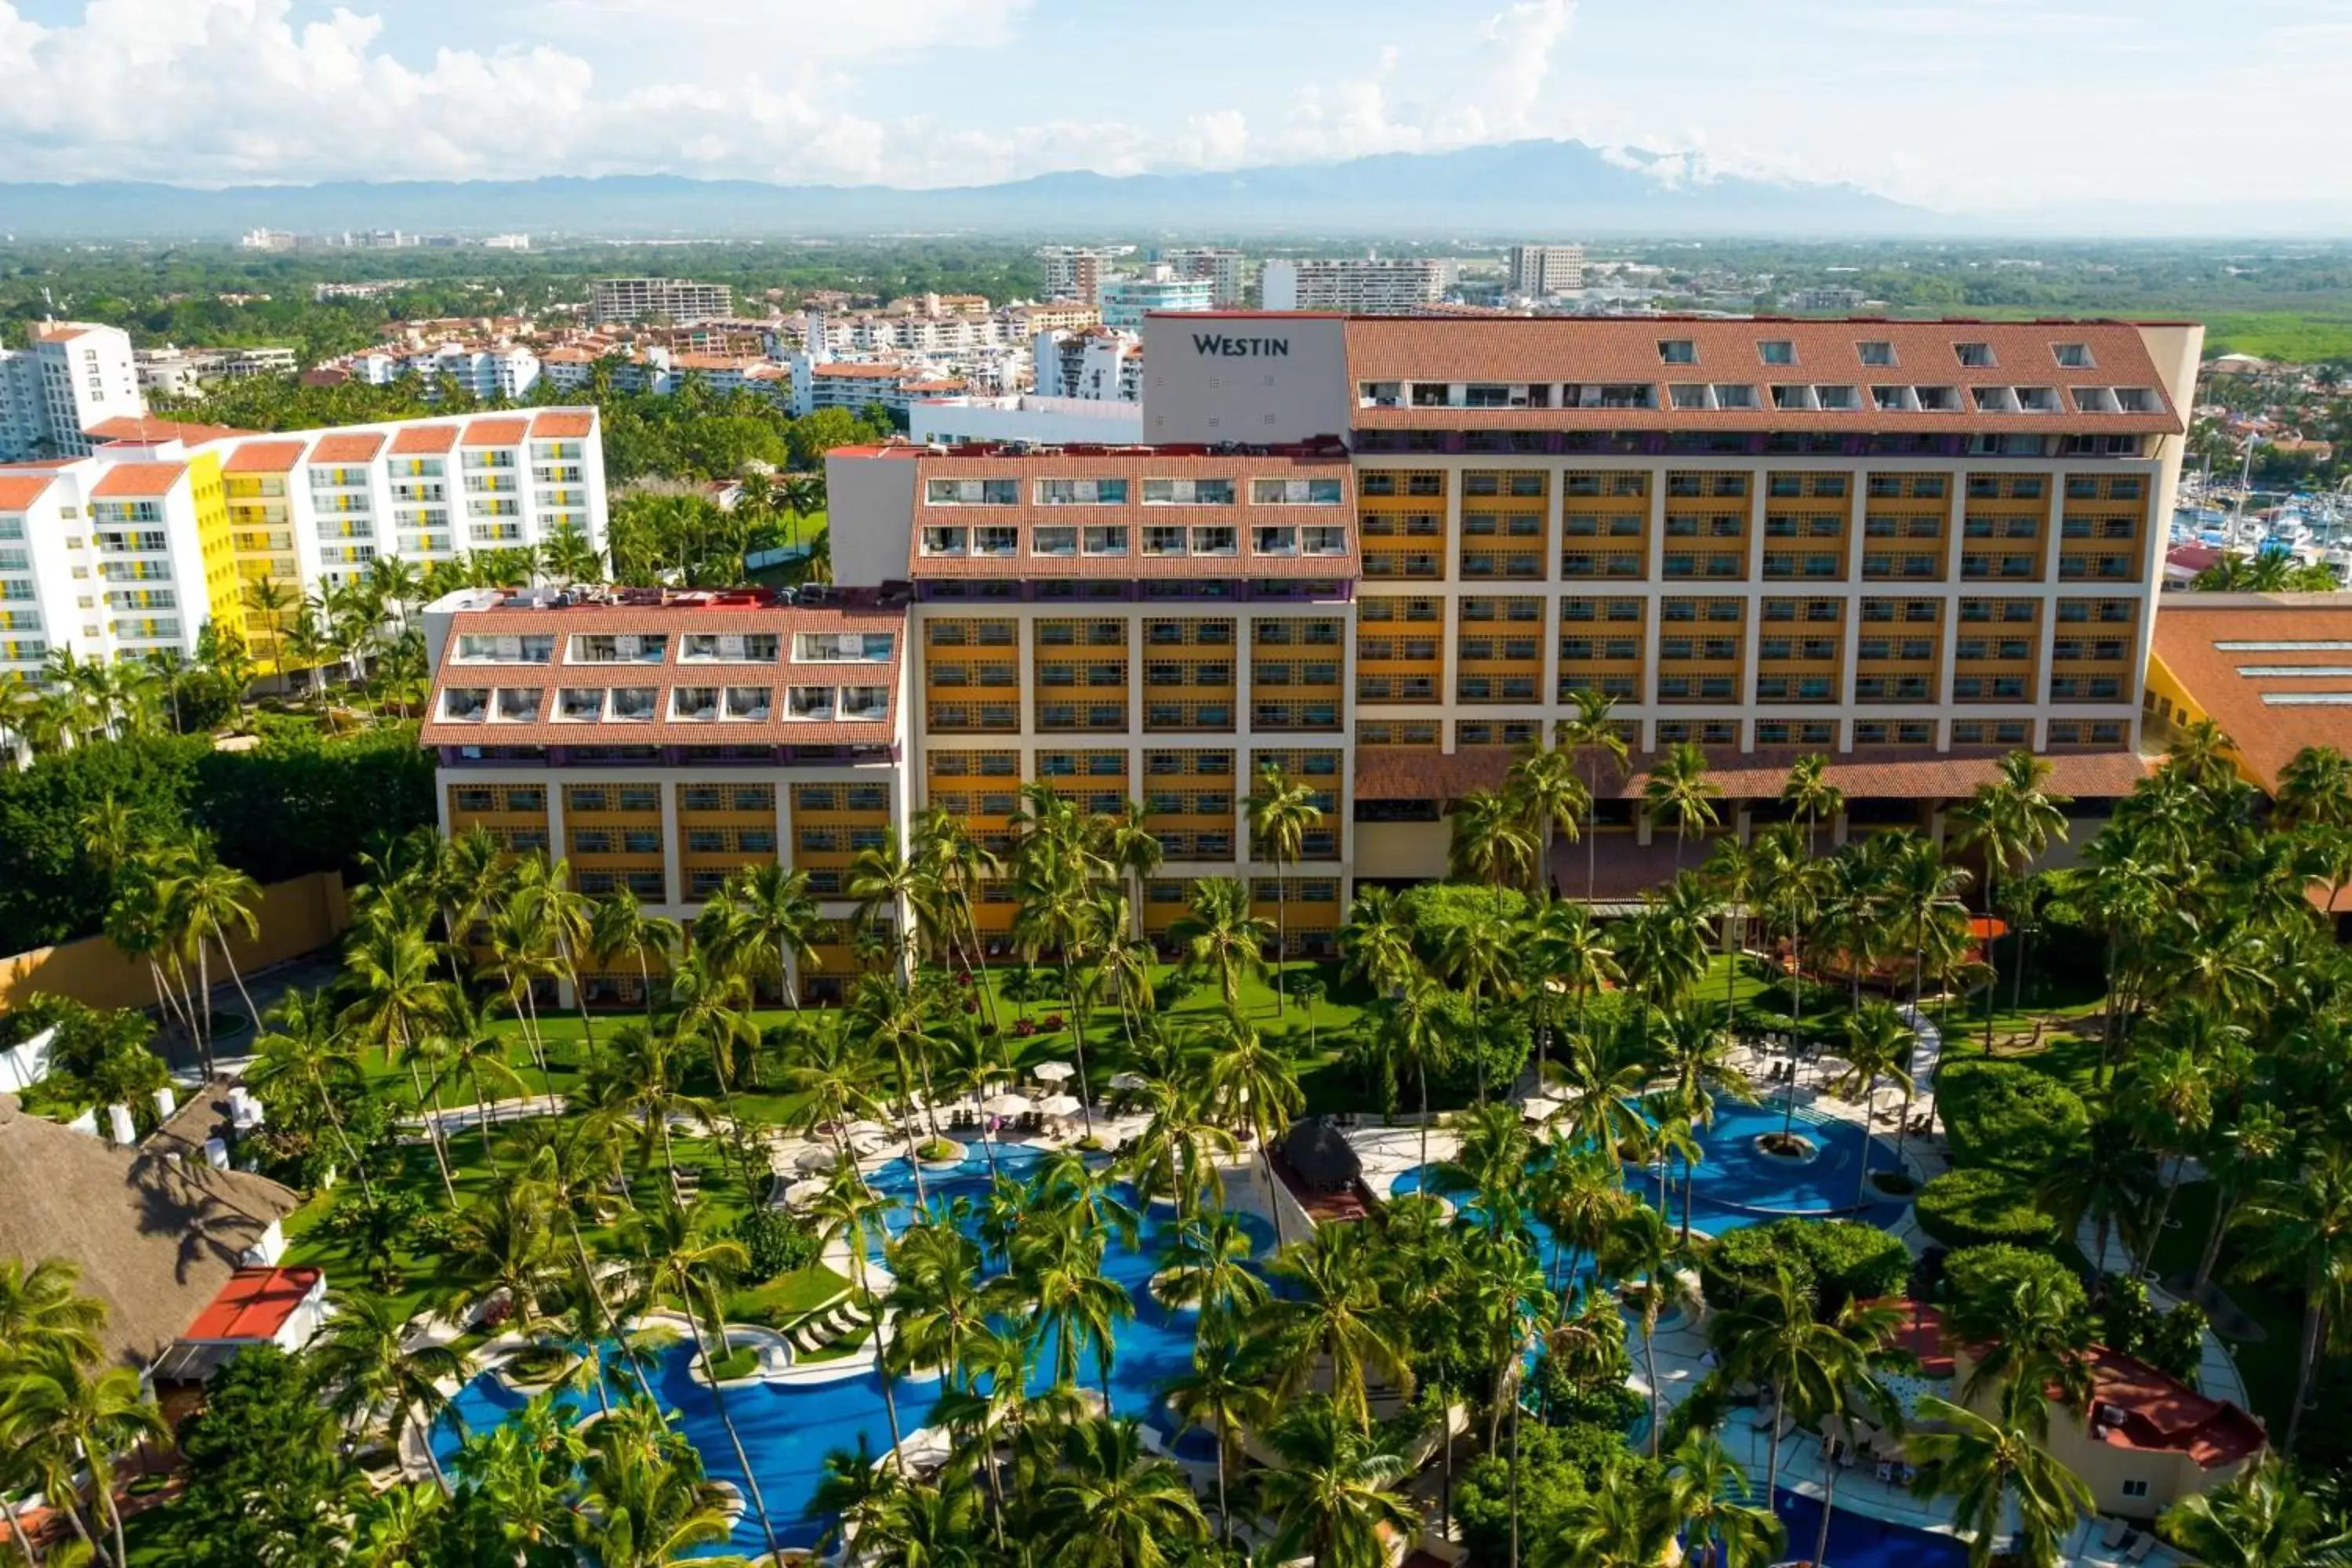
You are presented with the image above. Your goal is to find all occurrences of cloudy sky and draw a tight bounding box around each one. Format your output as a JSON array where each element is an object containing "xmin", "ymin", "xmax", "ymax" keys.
[{"xmin": 0, "ymin": 0, "xmax": 2345, "ymax": 213}]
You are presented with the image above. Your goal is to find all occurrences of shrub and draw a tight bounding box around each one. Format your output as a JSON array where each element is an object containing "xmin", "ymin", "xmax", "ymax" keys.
[
  {"xmin": 1915, "ymin": 1167, "xmax": 2060, "ymax": 1249},
  {"xmin": 2, "ymin": 994, "xmax": 169, "ymax": 1126},
  {"xmin": 1941, "ymin": 1244, "xmax": 2087, "ymax": 1338},
  {"xmin": 2142, "ymin": 1301, "xmax": 2209, "ymax": 1386},
  {"xmin": 1279, "ymin": 972, "xmax": 1327, "ymax": 1006},
  {"xmin": 1423, "ymin": 993, "xmax": 1531, "ymax": 1105},
  {"xmin": 1939, "ymin": 1059, "xmax": 2088, "ymax": 1173},
  {"xmin": 734, "ymin": 1208, "xmax": 821, "ymax": 1281},
  {"xmin": 1397, "ymin": 883, "xmax": 1529, "ymax": 959},
  {"xmin": 1699, "ymin": 1218, "xmax": 1911, "ymax": 1312}
]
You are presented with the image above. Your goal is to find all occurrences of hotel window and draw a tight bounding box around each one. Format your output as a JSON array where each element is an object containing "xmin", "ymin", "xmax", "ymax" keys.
[
  {"xmin": 1669, "ymin": 384, "xmax": 1710, "ymax": 410},
  {"xmin": 1143, "ymin": 477, "xmax": 1236, "ymax": 505},
  {"xmin": 1143, "ymin": 525, "xmax": 1187, "ymax": 555},
  {"xmin": 927, "ymin": 477, "xmax": 1017, "ymax": 505},
  {"xmin": 2054, "ymin": 343, "xmax": 2094, "ymax": 368},
  {"xmin": 1759, "ymin": 340, "xmax": 1796, "ymax": 365},
  {"xmin": 557, "ymin": 688, "xmax": 604, "ymax": 721},
  {"xmin": 1036, "ymin": 477, "xmax": 1128, "ymax": 505},
  {"xmin": 1657, "ymin": 339, "xmax": 1697, "ymax": 364},
  {"xmin": 610, "ymin": 687, "xmax": 658, "ymax": 720},
  {"xmin": 681, "ymin": 633, "xmax": 780, "ymax": 662},
  {"xmin": 1083, "ymin": 526, "xmax": 1129, "ymax": 554},
  {"xmin": 1250, "ymin": 477, "xmax": 1345, "ymax": 505},
  {"xmin": 1955, "ymin": 342, "xmax": 1996, "ymax": 368},
  {"xmin": 1858, "ymin": 341, "xmax": 1896, "ymax": 366},
  {"xmin": 1032, "ymin": 526, "xmax": 1078, "ymax": 557}
]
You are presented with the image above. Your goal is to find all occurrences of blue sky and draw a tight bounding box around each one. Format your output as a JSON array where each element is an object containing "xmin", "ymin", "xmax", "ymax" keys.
[{"xmin": 0, "ymin": 0, "xmax": 2344, "ymax": 214}]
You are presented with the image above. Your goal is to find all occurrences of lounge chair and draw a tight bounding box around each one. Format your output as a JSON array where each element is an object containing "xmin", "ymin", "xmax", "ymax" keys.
[{"xmin": 2126, "ymin": 1533, "xmax": 2158, "ymax": 1563}]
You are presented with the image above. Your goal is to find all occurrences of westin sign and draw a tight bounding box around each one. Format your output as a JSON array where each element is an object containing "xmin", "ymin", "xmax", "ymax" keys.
[{"xmin": 1191, "ymin": 333, "xmax": 1289, "ymax": 357}]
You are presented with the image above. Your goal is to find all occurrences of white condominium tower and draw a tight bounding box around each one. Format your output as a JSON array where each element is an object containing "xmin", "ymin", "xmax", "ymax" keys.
[
  {"xmin": 0, "ymin": 323, "xmax": 143, "ymax": 463},
  {"xmin": 1508, "ymin": 244, "xmax": 1588, "ymax": 297},
  {"xmin": 1259, "ymin": 258, "xmax": 1451, "ymax": 314},
  {"xmin": 589, "ymin": 278, "xmax": 735, "ymax": 327}
]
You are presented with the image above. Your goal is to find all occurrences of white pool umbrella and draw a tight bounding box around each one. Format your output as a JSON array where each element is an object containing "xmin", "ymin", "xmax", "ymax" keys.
[
  {"xmin": 982, "ymin": 1092, "xmax": 1033, "ymax": 1117},
  {"xmin": 1033, "ymin": 1062, "xmax": 1076, "ymax": 1083},
  {"xmin": 783, "ymin": 1177, "xmax": 830, "ymax": 1205},
  {"xmin": 1038, "ymin": 1093, "xmax": 1083, "ymax": 1118},
  {"xmin": 795, "ymin": 1144, "xmax": 847, "ymax": 1172},
  {"xmin": 1109, "ymin": 1072, "xmax": 1145, "ymax": 1091}
]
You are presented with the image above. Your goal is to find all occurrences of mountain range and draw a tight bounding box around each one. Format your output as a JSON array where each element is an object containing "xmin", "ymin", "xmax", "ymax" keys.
[{"xmin": 0, "ymin": 140, "xmax": 1935, "ymax": 241}]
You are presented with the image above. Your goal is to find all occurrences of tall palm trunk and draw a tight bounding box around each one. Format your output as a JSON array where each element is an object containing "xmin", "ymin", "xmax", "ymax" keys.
[
  {"xmin": 2287, "ymin": 1286, "xmax": 2323, "ymax": 1455},
  {"xmin": 1812, "ymin": 1445, "xmax": 1842, "ymax": 1568},
  {"xmin": 848, "ymin": 1246, "xmax": 909, "ymax": 1475},
  {"xmin": 681, "ymin": 1311, "xmax": 783, "ymax": 1561},
  {"xmin": 0, "ymin": 1490, "xmax": 43, "ymax": 1566},
  {"xmin": 1058, "ymin": 956, "xmax": 1095, "ymax": 1138},
  {"xmin": 211, "ymin": 927, "xmax": 260, "ymax": 1044}
]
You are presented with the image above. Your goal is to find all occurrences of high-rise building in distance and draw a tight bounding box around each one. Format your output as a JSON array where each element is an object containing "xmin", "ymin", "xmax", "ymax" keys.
[
  {"xmin": 1157, "ymin": 248, "xmax": 1249, "ymax": 307},
  {"xmin": 1508, "ymin": 244, "xmax": 1588, "ymax": 297},
  {"xmin": 1034, "ymin": 247, "xmax": 1135, "ymax": 307},
  {"xmin": 589, "ymin": 278, "xmax": 734, "ymax": 327},
  {"xmin": 0, "ymin": 323, "xmax": 143, "ymax": 462},
  {"xmin": 1260, "ymin": 258, "xmax": 1451, "ymax": 314}
]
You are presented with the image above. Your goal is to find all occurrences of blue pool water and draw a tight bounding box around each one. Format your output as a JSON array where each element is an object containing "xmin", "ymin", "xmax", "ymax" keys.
[
  {"xmin": 1771, "ymin": 1490, "xmax": 1969, "ymax": 1568},
  {"xmin": 1396, "ymin": 1098, "xmax": 1901, "ymax": 1236},
  {"xmin": 432, "ymin": 1145, "xmax": 1265, "ymax": 1555}
]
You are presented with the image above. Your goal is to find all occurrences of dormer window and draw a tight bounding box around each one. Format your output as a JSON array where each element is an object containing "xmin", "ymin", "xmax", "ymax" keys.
[
  {"xmin": 2055, "ymin": 343, "xmax": 2094, "ymax": 368},
  {"xmin": 1759, "ymin": 340, "xmax": 1796, "ymax": 365},
  {"xmin": 1858, "ymin": 341, "xmax": 1896, "ymax": 366},
  {"xmin": 492, "ymin": 688, "xmax": 542, "ymax": 723},
  {"xmin": 1955, "ymin": 342, "xmax": 1996, "ymax": 368},
  {"xmin": 1657, "ymin": 339, "xmax": 1697, "ymax": 365},
  {"xmin": 440, "ymin": 687, "xmax": 488, "ymax": 722}
]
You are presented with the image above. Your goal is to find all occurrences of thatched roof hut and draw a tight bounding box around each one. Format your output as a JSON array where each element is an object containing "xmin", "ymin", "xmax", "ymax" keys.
[
  {"xmin": 0, "ymin": 1094, "xmax": 302, "ymax": 1371},
  {"xmin": 1278, "ymin": 1116, "xmax": 1363, "ymax": 1193}
]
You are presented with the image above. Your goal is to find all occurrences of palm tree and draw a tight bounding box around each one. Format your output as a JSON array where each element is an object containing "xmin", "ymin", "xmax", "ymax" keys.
[
  {"xmin": 339, "ymin": 913, "xmax": 461, "ymax": 1205},
  {"xmin": 575, "ymin": 1398, "xmax": 744, "ymax": 1567},
  {"xmin": 1951, "ymin": 1269, "xmax": 2092, "ymax": 1439},
  {"xmin": 425, "ymin": 993, "xmax": 532, "ymax": 1158},
  {"xmin": 1032, "ymin": 1417, "xmax": 1211, "ymax": 1568},
  {"xmin": 1828, "ymin": 1000, "xmax": 1915, "ymax": 1206},
  {"xmin": 1560, "ymin": 1465, "xmax": 1681, "ymax": 1568},
  {"xmin": 1668, "ymin": 1430, "xmax": 1783, "ymax": 1568},
  {"xmin": 0, "ymin": 1341, "xmax": 165, "ymax": 1568},
  {"xmin": 1906, "ymin": 1394, "xmax": 2092, "ymax": 1568},
  {"xmin": 1013, "ymin": 1214, "xmax": 1134, "ymax": 1402},
  {"xmin": 1705, "ymin": 1264, "xmax": 1843, "ymax": 1499},
  {"xmin": 1369, "ymin": 973, "xmax": 1451, "ymax": 1174},
  {"xmin": 1505, "ymin": 739, "xmax": 1591, "ymax": 898},
  {"xmin": 2232, "ymin": 1146, "xmax": 2352, "ymax": 1454},
  {"xmin": 1449, "ymin": 787, "xmax": 1538, "ymax": 889},
  {"xmin": 2160, "ymin": 1456, "xmax": 2352, "ymax": 1568},
  {"xmin": 724, "ymin": 861, "xmax": 822, "ymax": 1009},
  {"xmin": 2033, "ymin": 1112, "xmax": 2156, "ymax": 1285},
  {"xmin": 804, "ymin": 1160, "xmax": 913, "ymax": 1475},
  {"xmin": 1247, "ymin": 760, "xmax": 1324, "ymax": 1012},
  {"xmin": 590, "ymin": 888, "xmax": 682, "ymax": 1021},
  {"xmin": 1559, "ymin": 688, "xmax": 1632, "ymax": 902},
  {"xmin": 1258, "ymin": 1225, "xmax": 1413, "ymax": 1430},
  {"xmin": 158, "ymin": 833, "xmax": 264, "ymax": 1057},
  {"xmin": 1641, "ymin": 739, "xmax": 1722, "ymax": 870},
  {"xmin": 1170, "ymin": 877, "xmax": 1270, "ymax": 1017},
  {"xmin": 1601, "ymin": 1203, "xmax": 1694, "ymax": 1456},
  {"xmin": 1161, "ymin": 1327, "xmax": 1272, "ymax": 1548},
  {"xmin": 310, "ymin": 1289, "xmax": 470, "ymax": 1489},
  {"xmin": 1255, "ymin": 1396, "xmax": 1419, "ymax": 1568},
  {"xmin": 1200, "ymin": 1014, "xmax": 1303, "ymax": 1247},
  {"xmin": 623, "ymin": 1198, "xmax": 782, "ymax": 1561},
  {"xmin": 1951, "ymin": 750, "xmax": 2072, "ymax": 1054}
]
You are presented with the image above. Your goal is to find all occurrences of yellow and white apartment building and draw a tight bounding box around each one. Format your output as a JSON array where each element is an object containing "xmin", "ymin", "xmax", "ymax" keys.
[
  {"xmin": 416, "ymin": 313, "xmax": 2201, "ymax": 994},
  {"xmin": 0, "ymin": 410, "xmax": 606, "ymax": 681}
]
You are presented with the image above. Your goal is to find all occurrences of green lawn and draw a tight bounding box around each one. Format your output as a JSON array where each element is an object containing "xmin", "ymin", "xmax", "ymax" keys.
[
  {"xmin": 724, "ymin": 1265, "xmax": 851, "ymax": 1330},
  {"xmin": 2201, "ymin": 312, "xmax": 2352, "ymax": 364},
  {"xmin": 281, "ymin": 1124, "xmax": 760, "ymax": 1323}
]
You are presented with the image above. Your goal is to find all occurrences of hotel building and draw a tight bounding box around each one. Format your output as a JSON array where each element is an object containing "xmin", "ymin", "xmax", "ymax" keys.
[
  {"xmin": 0, "ymin": 409, "xmax": 607, "ymax": 678},
  {"xmin": 416, "ymin": 312, "xmax": 2198, "ymax": 993},
  {"xmin": 0, "ymin": 323, "xmax": 143, "ymax": 463}
]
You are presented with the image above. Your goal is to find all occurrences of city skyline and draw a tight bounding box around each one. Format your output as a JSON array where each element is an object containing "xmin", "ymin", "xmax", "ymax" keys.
[{"xmin": 0, "ymin": 0, "xmax": 2346, "ymax": 228}]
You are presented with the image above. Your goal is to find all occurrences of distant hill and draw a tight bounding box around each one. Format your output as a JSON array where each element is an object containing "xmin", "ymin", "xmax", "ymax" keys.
[{"xmin": 0, "ymin": 140, "xmax": 1933, "ymax": 241}]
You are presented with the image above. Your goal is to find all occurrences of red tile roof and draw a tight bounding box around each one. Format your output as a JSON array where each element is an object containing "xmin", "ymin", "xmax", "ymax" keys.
[
  {"xmin": 2148, "ymin": 593, "xmax": 2352, "ymax": 791},
  {"xmin": 390, "ymin": 423, "xmax": 459, "ymax": 455},
  {"xmin": 84, "ymin": 416, "xmax": 256, "ymax": 446},
  {"xmin": 222, "ymin": 439, "xmax": 307, "ymax": 474},
  {"xmin": 419, "ymin": 597, "xmax": 908, "ymax": 747},
  {"xmin": 1341, "ymin": 318, "xmax": 2184, "ymax": 435},
  {"xmin": 89, "ymin": 462, "xmax": 187, "ymax": 499},
  {"xmin": 181, "ymin": 1266, "xmax": 321, "ymax": 1343},
  {"xmin": 530, "ymin": 411, "xmax": 595, "ymax": 438},
  {"xmin": 2083, "ymin": 1345, "xmax": 2266, "ymax": 1470},
  {"xmin": 1352, "ymin": 744, "xmax": 2151, "ymax": 803},
  {"xmin": 462, "ymin": 417, "xmax": 529, "ymax": 447},
  {"xmin": 34, "ymin": 325, "xmax": 91, "ymax": 343},
  {"xmin": 0, "ymin": 474, "xmax": 58, "ymax": 510},
  {"xmin": 308, "ymin": 432, "xmax": 387, "ymax": 463}
]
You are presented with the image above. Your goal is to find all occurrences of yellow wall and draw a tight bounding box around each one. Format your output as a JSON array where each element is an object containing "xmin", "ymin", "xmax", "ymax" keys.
[
  {"xmin": 0, "ymin": 872, "xmax": 349, "ymax": 1013},
  {"xmin": 2143, "ymin": 649, "xmax": 2261, "ymax": 786},
  {"xmin": 187, "ymin": 450, "xmax": 248, "ymax": 651}
]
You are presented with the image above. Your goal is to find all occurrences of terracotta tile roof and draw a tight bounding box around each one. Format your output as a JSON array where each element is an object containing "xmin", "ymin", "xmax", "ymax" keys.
[
  {"xmin": 89, "ymin": 462, "xmax": 187, "ymax": 499},
  {"xmin": 2082, "ymin": 1344, "xmax": 2266, "ymax": 1470},
  {"xmin": 531, "ymin": 410, "xmax": 595, "ymax": 438},
  {"xmin": 390, "ymin": 423, "xmax": 459, "ymax": 455},
  {"xmin": 181, "ymin": 1267, "xmax": 321, "ymax": 1343},
  {"xmin": 815, "ymin": 362, "xmax": 909, "ymax": 379},
  {"xmin": 84, "ymin": 415, "xmax": 255, "ymax": 446},
  {"xmin": 34, "ymin": 325, "xmax": 90, "ymax": 343},
  {"xmin": 1341, "ymin": 318, "xmax": 2185, "ymax": 435},
  {"xmin": 419, "ymin": 597, "xmax": 908, "ymax": 748},
  {"xmin": 1352, "ymin": 744, "xmax": 2151, "ymax": 803},
  {"xmin": 308, "ymin": 432, "xmax": 386, "ymax": 463},
  {"xmin": 902, "ymin": 450, "xmax": 1358, "ymax": 581},
  {"xmin": 222, "ymin": 439, "xmax": 307, "ymax": 474},
  {"xmin": 0, "ymin": 474, "xmax": 58, "ymax": 510},
  {"xmin": 2148, "ymin": 593, "xmax": 2352, "ymax": 791},
  {"xmin": 461, "ymin": 417, "xmax": 529, "ymax": 447}
]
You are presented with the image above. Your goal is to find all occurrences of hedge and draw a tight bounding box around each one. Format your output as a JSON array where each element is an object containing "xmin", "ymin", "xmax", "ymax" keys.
[
  {"xmin": 0, "ymin": 725, "xmax": 434, "ymax": 951},
  {"xmin": 1699, "ymin": 1217, "xmax": 1912, "ymax": 1312},
  {"xmin": 1937, "ymin": 1059, "xmax": 2089, "ymax": 1174},
  {"xmin": 1940, "ymin": 1243, "xmax": 2087, "ymax": 1338},
  {"xmin": 1915, "ymin": 1167, "xmax": 2061, "ymax": 1250}
]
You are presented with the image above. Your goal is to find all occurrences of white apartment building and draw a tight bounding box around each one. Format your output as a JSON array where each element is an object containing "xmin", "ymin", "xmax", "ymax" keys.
[
  {"xmin": 1035, "ymin": 247, "xmax": 1134, "ymax": 307},
  {"xmin": 1033, "ymin": 328, "xmax": 1143, "ymax": 403},
  {"xmin": 1157, "ymin": 248, "xmax": 1249, "ymax": 307},
  {"xmin": 135, "ymin": 346, "xmax": 301, "ymax": 398},
  {"xmin": 786, "ymin": 358, "xmax": 966, "ymax": 423},
  {"xmin": 0, "ymin": 324, "xmax": 143, "ymax": 463},
  {"xmin": 590, "ymin": 278, "xmax": 734, "ymax": 328},
  {"xmin": 484, "ymin": 234, "xmax": 532, "ymax": 251},
  {"xmin": 1098, "ymin": 271, "xmax": 1216, "ymax": 331},
  {"xmin": 1260, "ymin": 258, "xmax": 1452, "ymax": 314},
  {"xmin": 908, "ymin": 394, "xmax": 1145, "ymax": 447},
  {"xmin": 1508, "ymin": 245, "xmax": 1588, "ymax": 297},
  {"xmin": 348, "ymin": 343, "xmax": 543, "ymax": 401},
  {"xmin": 0, "ymin": 410, "xmax": 609, "ymax": 683}
]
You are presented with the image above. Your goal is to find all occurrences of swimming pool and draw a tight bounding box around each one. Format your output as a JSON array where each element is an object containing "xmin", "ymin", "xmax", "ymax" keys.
[
  {"xmin": 1392, "ymin": 1099, "xmax": 1906, "ymax": 1265},
  {"xmin": 1769, "ymin": 1489, "xmax": 1969, "ymax": 1568},
  {"xmin": 432, "ymin": 1145, "xmax": 1265, "ymax": 1555}
]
